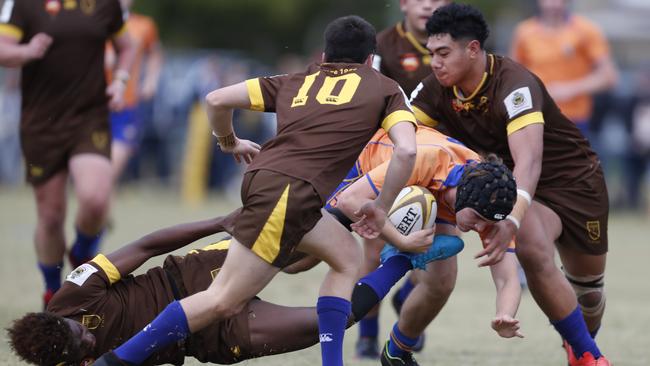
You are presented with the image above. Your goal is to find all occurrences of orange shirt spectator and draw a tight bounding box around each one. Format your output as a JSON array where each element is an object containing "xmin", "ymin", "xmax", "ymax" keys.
[{"xmin": 510, "ymin": 1, "xmax": 617, "ymax": 130}]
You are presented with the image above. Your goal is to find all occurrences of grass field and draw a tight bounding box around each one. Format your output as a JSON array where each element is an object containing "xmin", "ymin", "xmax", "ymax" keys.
[{"xmin": 0, "ymin": 185, "xmax": 648, "ymax": 365}]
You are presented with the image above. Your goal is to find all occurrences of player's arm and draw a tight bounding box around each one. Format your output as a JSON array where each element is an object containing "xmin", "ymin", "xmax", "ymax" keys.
[
  {"xmin": 488, "ymin": 251, "xmax": 523, "ymax": 338},
  {"xmin": 0, "ymin": 33, "xmax": 52, "ymax": 67},
  {"xmin": 105, "ymin": 214, "xmax": 235, "ymax": 277},
  {"xmin": 106, "ymin": 30, "xmax": 135, "ymax": 111},
  {"xmin": 205, "ymin": 82, "xmax": 262, "ymax": 163}
]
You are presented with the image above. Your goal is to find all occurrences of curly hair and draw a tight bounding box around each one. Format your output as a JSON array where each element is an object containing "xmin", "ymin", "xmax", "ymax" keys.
[
  {"xmin": 455, "ymin": 154, "xmax": 516, "ymax": 221},
  {"xmin": 7, "ymin": 312, "xmax": 76, "ymax": 366},
  {"xmin": 425, "ymin": 3, "xmax": 490, "ymax": 47}
]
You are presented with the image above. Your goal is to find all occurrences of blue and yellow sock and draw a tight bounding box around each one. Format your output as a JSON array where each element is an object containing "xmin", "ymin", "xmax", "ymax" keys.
[
  {"xmin": 70, "ymin": 228, "xmax": 103, "ymax": 265},
  {"xmin": 114, "ymin": 300, "xmax": 190, "ymax": 364},
  {"xmin": 552, "ymin": 306, "xmax": 601, "ymax": 359},
  {"xmin": 317, "ymin": 296, "xmax": 350, "ymax": 366},
  {"xmin": 38, "ymin": 262, "xmax": 63, "ymax": 293},
  {"xmin": 387, "ymin": 322, "xmax": 419, "ymax": 357}
]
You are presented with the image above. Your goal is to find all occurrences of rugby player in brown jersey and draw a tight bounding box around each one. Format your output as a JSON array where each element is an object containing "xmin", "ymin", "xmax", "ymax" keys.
[
  {"xmin": 0, "ymin": 0, "xmax": 135, "ymax": 306},
  {"xmin": 362, "ymin": 0, "xmax": 451, "ymax": 357},
  {"xmin": 383, "ymin": 4, "xmax": 610, "ymax": 366},
  {"xmin": 92, "ymin": 15, "xmax": 432, "ymax": 366}
]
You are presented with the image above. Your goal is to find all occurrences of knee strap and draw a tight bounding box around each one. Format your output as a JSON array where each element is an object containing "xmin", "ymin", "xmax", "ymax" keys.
[{"xmin": 563, "ymin": 269, "xmax": 606, "ymax": 317}]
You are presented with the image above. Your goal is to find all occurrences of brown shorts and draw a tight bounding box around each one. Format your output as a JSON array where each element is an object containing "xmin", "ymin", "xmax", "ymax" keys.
[
  {"xmin": 20, "ymin": 109, "xmax": 110, "ymax": 185},
  {"xmin": 234, "ymin": 169, "xmax": 323, "ymax": 268},
  {"xmin": 535, "ymin": 167, "xmax": 609, "ymax": 255}
]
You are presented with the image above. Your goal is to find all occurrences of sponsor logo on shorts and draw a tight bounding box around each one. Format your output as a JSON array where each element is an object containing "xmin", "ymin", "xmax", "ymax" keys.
[
  {"xmin": 230, "ymin": 345, "xmax": 241, "ymax": 357},
  {"xmin": 29, "ymin": 165, "xmax": 43, "ymax": 178},
  {"xmin": 319, "ymin": 333, "xmax": 334, "ymax": 342},
  {"xmin": 586, "ymin": 220, "xmax": 601, "ymax": 241}
]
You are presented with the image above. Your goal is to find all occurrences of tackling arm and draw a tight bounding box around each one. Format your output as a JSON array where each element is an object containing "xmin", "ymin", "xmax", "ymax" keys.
[
  {"xmin": 488, "ymin": 253, "xmax": 523, "ymax": 338},
  {"xmin": 0, "ymin": 33, "xmax": 52, "ymax": 67}
]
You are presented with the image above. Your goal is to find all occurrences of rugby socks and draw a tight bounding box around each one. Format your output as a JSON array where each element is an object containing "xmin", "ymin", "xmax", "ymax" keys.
[
  {"xmin": 317, "ymin": 296, "xmax": 351, "ymax": 366},
  {"xmin": 38, "ymin": 262, "xmax": 62, "ymax": 293},
  {"xmin": 360, "ymin": 255, "xmax": 412, "ymax": 299},
  {"xmin": 552, "ymin": 306, "xmax": 602, "ymax": 359},
  {"xmin": 359, "ymin": 315, "xmax": 379, "ymax": 338},
  {"xmin": 70, "ymin": 228, "xmax": 103, "ymax": 266},
  {"xmin": 387, "ymin": 322, "xmax": 418, "ymax": 357},
  {"xmin": 114, "ymin": 300, "xmax": 190, "ymax": 365}
]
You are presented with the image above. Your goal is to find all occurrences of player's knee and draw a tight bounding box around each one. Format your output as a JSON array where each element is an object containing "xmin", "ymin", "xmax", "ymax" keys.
[
  {"xmin": 330, "ymin": 238, "xmax": 362, "ymax": 275},
  {"xmin": 418, "ymin": 274, "xmax": 455, "ymax": 301},
  {"xmin": 209, "ymin": 297, "xmax": 246, "ymax": 319},
  {"xmin": 37, "ymin": 205, "xmax": 65, "ymax": 232},
  {"xmin": 515, "ymin": 245, "xmax": 553, "ymax": 275},
  {"xmin": 564, "ymin": 270, "xmax": 606, "ymax": 318},
  {"xmin": 78, "ymin": 191, "xmax": 110, "ymax": 217}
]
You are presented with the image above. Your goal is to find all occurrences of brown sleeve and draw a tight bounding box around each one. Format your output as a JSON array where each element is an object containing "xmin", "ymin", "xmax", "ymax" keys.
[
  {"xmin": 410, "ymin": 75, "xmax": 443, "ymax": 128},
  {"xmin": 107, "ymin": 0, "xmax": 126, "ymax": 37},
  {"xmin": 0, "ymin": 0, "xmax": 26, "ymax": 41},
  {"xmin": 379, "ymin": 79, "xmax": 416, "ymax": 131},
  {"xmin": 245, "ymin": 74, "xmax": 289, "ymax": 113},
  {"xmin": 495, "ymin": 65, "xmax": 545, "ymax": 136}
]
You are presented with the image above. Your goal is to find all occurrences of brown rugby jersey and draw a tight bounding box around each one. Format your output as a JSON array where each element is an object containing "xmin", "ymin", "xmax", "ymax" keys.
[
  {"xmin": 373, "ymin": 22, "xmax": 433, "ymax": 96},
  {"xmin": 410, "ymin": 54, "xmax": 600, "ymax": 188},
  {"xmin": 0, "ymin": 0, "xmax": 124, "ymax": 133},
  {"xmin": 48, "ymin": 244, "xmax": 230, "ymax": 365},
  {"xmin": 245, "ymin": 62, "xmax": 416, "ymax": 204}
]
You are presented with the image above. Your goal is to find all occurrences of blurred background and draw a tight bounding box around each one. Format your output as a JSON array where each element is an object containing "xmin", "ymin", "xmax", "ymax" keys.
[{"xmin": 2, "ymin": 0, "xmax": 649, "ymax": 214}]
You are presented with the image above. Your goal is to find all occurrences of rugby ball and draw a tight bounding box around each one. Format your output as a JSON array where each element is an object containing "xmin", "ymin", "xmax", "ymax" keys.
[{"xmin": 388, "ymin": 186, "xmax": 437, "ymax": 235}]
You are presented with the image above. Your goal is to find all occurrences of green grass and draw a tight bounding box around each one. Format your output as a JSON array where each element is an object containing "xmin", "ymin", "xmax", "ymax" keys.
[{"xmin": 0, "ymin": 186, "xmax": 648, "ymax": 365}]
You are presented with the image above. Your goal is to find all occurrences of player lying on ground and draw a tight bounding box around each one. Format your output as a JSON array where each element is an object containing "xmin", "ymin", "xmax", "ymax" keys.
[{"xmin": 6, "ymin": 208, "xmax": 445, "ymax": 366}]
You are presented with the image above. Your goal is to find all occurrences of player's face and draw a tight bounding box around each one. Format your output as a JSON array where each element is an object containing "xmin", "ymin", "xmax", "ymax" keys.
[
  {"xmin": 455, "ymin": 207, "xmax": 494, "ymax": 233},
  {"xmin": 426, "ymin": 34, "xmax": 473, "ymax": 87},
  {"xmin": 64, "ymin": 318, "xmax": 97, "ymax": 361},
  {"xmin": 538, "ymin": 0, "xmax": 569, "ymax": 17},
  {"xmin": 401, "ymin": 0, "xmax": 450, "ymax": 33}
]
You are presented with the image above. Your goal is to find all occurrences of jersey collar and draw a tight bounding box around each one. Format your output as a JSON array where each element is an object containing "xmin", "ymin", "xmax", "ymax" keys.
[
  {"xmin": 396, "ymin": 21, "xmax": 430, "ymax": 56},
  {"xmin": 452, "ymin": 53, "xmax": 495, "ymax": 101}
]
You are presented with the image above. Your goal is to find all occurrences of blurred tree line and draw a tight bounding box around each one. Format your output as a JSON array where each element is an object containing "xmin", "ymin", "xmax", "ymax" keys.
[{"xmin": 133, "ymin": 0, "xmax": 524, "ymax": 63}]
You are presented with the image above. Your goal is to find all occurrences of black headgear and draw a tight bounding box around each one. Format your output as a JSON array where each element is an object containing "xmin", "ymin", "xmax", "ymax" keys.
[{"xmin": 454, "ymin": 160, "xmax": 516, "ymax": 221}]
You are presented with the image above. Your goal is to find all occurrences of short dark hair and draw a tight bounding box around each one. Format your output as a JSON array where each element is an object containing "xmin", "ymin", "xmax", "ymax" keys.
[
  {"xmin": 455, "ymin": 154, "xmax": 516, "ymax": 221},
  {"xmin": 7, "ymin": 312, "xmax": 77, "ymax": 366},
  {"xmin": 426, "ymin": 3, "xmax": 490, "ymax": 47},
  {"xmin": 324, "ymin": 15, "xmax": 376, "ymax": 63}
]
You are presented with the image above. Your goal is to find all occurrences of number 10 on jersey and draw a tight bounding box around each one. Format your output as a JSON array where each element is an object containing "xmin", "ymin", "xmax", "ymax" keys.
[{"xmin": 291, "ymin": 71, "xmax": 361, "ymax": 107}]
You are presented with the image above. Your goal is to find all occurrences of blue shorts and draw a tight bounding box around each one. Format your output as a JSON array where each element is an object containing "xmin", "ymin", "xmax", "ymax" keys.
[{"xmin": 110, "ymin": 107, "xmax": 142, "ymax": 147}]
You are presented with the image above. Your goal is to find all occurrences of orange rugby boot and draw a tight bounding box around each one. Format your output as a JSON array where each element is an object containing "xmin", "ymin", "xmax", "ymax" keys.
[
  {"xmin": 574, "ymin": 352, "xmax": 612, "ymax": 366},
  {"xmin": 563, "ymin": 339, "xmax": 578, "ymax": 366}
]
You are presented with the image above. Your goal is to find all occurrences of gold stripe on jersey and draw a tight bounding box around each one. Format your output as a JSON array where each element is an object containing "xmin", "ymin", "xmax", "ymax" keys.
[
  {"xmin": 0, "ymin": 23, "xmax": 22, "ymax": 40},
  {"xmin": 91, "ymin": 254, "xmax": 121, "ymax": 285},
  {"xmin": 507, "ymin": 111, "xmax": 545, "ymax": 135},
  {"xmin": 201, "ymin": 239, "xmax": 231, "ymax": 251},
  {"xmin": 112, "ymin": 23, "xmax": 128, "ymax": 38},
  {"xmin": 246, "ymin": 78, "xmax": 265, "ymax": 111},
  {"xmin": 251, "ymin": 184, "xmax": 290, "ymax": 263},
  {"xmin": 412, "ymin": 106, "xmax": 438, "ymax": 127},
  {"xmin": 381, "ymin": 110, "xmax": 417, "ymax": 131},
  {"xmin": 453, "ymin": 55, "xmax": 494, "ymax": 101}
]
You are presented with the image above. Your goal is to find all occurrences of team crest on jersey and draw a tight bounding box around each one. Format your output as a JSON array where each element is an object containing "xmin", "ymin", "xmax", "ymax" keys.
[
  {"xmin": 66, "ymin": 263, "xmax": 98, "ymax": 286},
  {"xmin": 63, "ymin": 0, "xmax": 77, "ymax": 10},
  {"xmin": 586, "ymin": 220, "xmax": 601, "ymax": 241},
  {"xmin": 80, "ymin": 0, "xmax": 95, "ymax": 15},
  {"xmin": 81, "ymin": 314, "xmax": 103, "ymax": 329},
  {"xmin": 45, "ymin": 0, "xmax": 61, "ymax": 16},
  {"xmin": 504, "ymin": 87, "xmax": 533, "ymax": 118},
  {"xmin": 400, "ymin": 53, "xmax": 420, "ymax": 72}
]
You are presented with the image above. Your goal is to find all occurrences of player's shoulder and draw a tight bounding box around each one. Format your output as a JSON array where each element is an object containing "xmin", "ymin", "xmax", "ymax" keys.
[
  {"xmin": 513, "ymin": 17, "xmax": 539, "ymax": 35},
  {"xmin": 570, "ymin": 14, "xmax": 603, "ymax": 33},
  {"xmin": 494, "ymin": 55, "xmax": 539, "ymax": 85},
  {"xmin": 376, "ymin": 23, "xmax": 401, "ymax": 51}
]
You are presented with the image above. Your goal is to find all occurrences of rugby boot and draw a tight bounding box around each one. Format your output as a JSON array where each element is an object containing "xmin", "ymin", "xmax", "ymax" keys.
[
  {"xmin": 380, "ymin": 341, "xmax": 420, "ymax": 366},
  {"xmin": 355, "ymin": 336, "xmax": 380, "ymax": 359},
  {"xmin": 573, "ymin": 352, "xmax": 612, "ymax": 366}
]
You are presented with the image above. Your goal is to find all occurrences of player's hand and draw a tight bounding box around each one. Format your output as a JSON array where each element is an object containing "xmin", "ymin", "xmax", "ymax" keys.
[
  {"xmin": 396, "ymin": 227, "xmax": 435, "ymax": 253},
  {"xmin": 351, "ymin": 201, "xmax": 387, "ymax": 239},
  {"xmin": 491, "ymin": 315, "xmax": 524, "ymax": 338},
  {"xmin": 106, "ymin": 80, "xmax": 126, "ymax": 111},
  {"xmin": 220, "ymin": 138, "xmax": 261, "ymax": 164},
  {"xmin": 474, "ymin": 219, "xmax": 516, "ymax": 267},
  {"xmin": 24, "ymin": 33, "xmax": 52, "ymax": 61}
]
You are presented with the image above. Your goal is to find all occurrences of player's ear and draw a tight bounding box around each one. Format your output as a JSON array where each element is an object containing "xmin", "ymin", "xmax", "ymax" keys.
[
  {"xmin": 467, "ymin": 40, "xmax": 482, "ymax": 59},
  {"xmin": 364, "ymin": 54, "xmax": 374, "ymax": 67}
]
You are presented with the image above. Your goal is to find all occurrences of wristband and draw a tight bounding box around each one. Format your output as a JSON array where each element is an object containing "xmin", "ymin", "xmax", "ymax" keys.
[
  {"xmin": 214, "ymin": 131, "xmax": 236, "ymax": 149},
  {"xmin": 505, "ymin": 215, "xmax": 520, "ymax": 230},
  {"xmin": 517, "ymin": 189, "xmax": 532, "ymax": 205}
]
